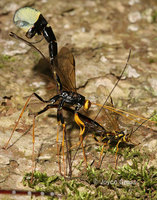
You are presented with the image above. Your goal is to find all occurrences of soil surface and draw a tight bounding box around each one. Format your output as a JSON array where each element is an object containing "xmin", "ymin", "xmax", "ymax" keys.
[{"xmin": 0, "ymin": 0, "xmax": 157, "ymax": 199}]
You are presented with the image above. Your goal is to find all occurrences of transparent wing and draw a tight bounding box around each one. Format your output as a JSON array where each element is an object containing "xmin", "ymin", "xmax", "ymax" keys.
[
  {"xmin": 93, "ymin": 87, "xmax": 121, "ymax": 132},
  {"xmin": 53, "ymin": 47, "xmax": 76, "ymax": 92}
]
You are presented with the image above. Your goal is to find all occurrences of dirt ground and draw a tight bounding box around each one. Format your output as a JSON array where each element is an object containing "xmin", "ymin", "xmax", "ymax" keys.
[{"xmin": 0, "ymin": 0, "xmax": 157, "ymax": 199}]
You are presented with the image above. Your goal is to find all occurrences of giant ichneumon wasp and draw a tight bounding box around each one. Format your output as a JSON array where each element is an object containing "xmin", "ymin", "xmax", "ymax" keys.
[
  {"xmin": 13, "ymin": 7, "xmax": 91, "ymax": 138},
  {"xmin": 3, "ymin": 7, "xmax": 91, "ymax": 176},
  {"xmin": 3, "ymin": 7, "xmax": 155, "ymax": 176}
]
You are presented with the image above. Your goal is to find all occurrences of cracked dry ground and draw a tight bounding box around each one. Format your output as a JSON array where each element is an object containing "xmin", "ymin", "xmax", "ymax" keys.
[{"xmin": 0, "ymin": 0, "xmax": 157, "ymax": 199}]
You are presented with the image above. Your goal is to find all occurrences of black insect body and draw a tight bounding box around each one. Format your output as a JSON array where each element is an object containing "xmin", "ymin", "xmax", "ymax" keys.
[
  {"xmin": 1, "ymin": 6, "xmax": 157, "ymax": 200},
  {"xmin": 5, "ymin": 6, "xmax": 154, "ymax": 174},
  {"xmin": 33, "ymin": 84, "xmax": 91, "ymax": 137},
  {"xmin": 5, "ymin": 7, "xmax": 91, "ymax": 175},
  {"xmin": 80, "ymin": 108, "xmax": 133, "ymax": 168},
  {"xmin": 13, "ymin": 7, "xmax": 57, "ymax": 64},
  {"xmin": 13, "ymin": 7, "xmax": 91, "ymax": 139}
]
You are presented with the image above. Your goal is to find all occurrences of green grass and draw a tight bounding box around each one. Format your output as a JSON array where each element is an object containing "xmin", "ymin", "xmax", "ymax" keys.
[
  {"xmin": 0, "ymin": 54, "xmax": 16, "ymax": 68},
  {"xmin": 150, "ymin": 111, "xmax": 157, "ymax": 122},
  {"xmin": 152, "ymin": 10, "xmax": 157, "ymax": 22},
  {"xmin": 23, "ymin": 148, "xmax": 157, "ymax": 200}
]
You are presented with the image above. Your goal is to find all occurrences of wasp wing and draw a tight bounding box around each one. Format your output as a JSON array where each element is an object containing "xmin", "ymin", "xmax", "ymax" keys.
[
  {"xmin": 53, "ymin": 47, "xmax": 76, "ymax": 92},
  {"xmin": 94, "ymin": 87, "xmax": 121, "ymax": 133}
]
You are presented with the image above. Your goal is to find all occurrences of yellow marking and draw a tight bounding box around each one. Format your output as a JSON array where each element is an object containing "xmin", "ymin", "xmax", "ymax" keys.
[
  {"xmin": 102, "ymin": 136, "xmax": 107, "ymax": 141},
  {"xmin": 83, "ymin": 100, "xmax": 91, "ymax": 111},
  {"xmin": 118, "ymin": 134, "xmax": 124, "ymax": 137},
  {"xmin": 93, "ymin": 102, "xmax": 156, "ymax": 124},
  {"xmin": 123, "ymin": 136, "xmax": 127, "ymax": 142},
  {"xmin": 74, "ymin": 113, "xmax": 85, "ymax": 136}
]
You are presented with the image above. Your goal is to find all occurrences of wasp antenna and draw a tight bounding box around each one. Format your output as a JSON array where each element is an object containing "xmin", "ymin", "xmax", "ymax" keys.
[
  {"xmin": 131, "ymin": 112, "xmax": 156, "ymax": 135},
  {"xmin": 9, "ymin": 32, "xmax": 48, "ymax": 62},
  {"xmin": 94, "ymin": 49, "xmax": 131, "ymax": 121}
]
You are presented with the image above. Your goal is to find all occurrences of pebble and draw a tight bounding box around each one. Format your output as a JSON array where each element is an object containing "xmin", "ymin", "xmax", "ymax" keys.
[
  {"xmin": 127, "ymin": 65, "xmax": 140, "ymax": 78},
  {"xmin": 128, "ymin": 24, "xmax": 139, "ymax": 31},
  {"xmin": 128, "ymin": 0, "xmax": 140, "ymax": 6},
  {"xmin": 100, "ymin": 55, "xmax": 108, "ymax": 63},
  {"xmin": 128, "ymin": 11, "xmax": 142, "ymax": 23}
]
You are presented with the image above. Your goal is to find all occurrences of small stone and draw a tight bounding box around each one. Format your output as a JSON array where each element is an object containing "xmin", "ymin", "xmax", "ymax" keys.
[
  {"xmin": 142, "ymin": 8, "xmax": 153, "ymax": 23},
  {"xmin": 30, "ymin": 81, "xmax": 46, "ymax": 88},
  {"xmin": 19, "ymin": 42, "xmax": 27, "ymax": 48},
  {"xmin": 64, "ymin": 24, "xmax": 70, "ymax": 29},
  {"xmin": 128, "ymin": 24, "xmax": 139, "ymax": 31},
  {"xmin": 128, "ymin": 0, "xmax": 140, "ymax": 6},
  {"xmin": 144, "ymin": 140, "xmax": 157, "ymax": 152},
  {"xmin": 128, "ymin": 11, "xmax": 141, "ymax": 23},
  {"xmin": 41, "ymin": 0, "xmax": 48, "ymax": 3},
  {"xmin": 38, "ymin": 154, "xmax": 51, "ymax": 160},
  {"xmin": 127, "ymin": 65, "xmax": 140, "ymax": 78},
  {"xmin": 100, "ymin": 56, "xmax": 108, "ymax": 63},
  {"xmin": 2, "ymin": 49, "xmax": 28, "ymax": 56}
]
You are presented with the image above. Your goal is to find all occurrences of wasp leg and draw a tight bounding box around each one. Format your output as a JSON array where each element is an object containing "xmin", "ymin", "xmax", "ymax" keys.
[
  {"xmin": 115, "ymin": 139, "xmax": 123, "ymax": 168},
  {"xmin": 98, "ymin": 142, "xmax": 108, "ymax": 168},
  {"xmin": 30, "ymin": 104, "xmax": 60, "ymax": 175},
  {"xmin": 74, "ymin": 113, "xmax": 87, "ymax": 166},
  {"xmin": 28, "ymin": 104, "xmax": 60, "ymax": 180},
  {"xmin": 93, "ymin": 135, "xmax": 108, "ymax": 168},
  {"xmin": 3, "ymin": 91, "xmax": 59, "ymax": 176},
  {"xmin": 32, "ymin": 104, "xmax": 54, "ymax": 171},
  {"xmin": 57, "ymin": 106, "xmax": 67, "ymax": 176},
  {"xmin": 30, "ymin": 115, "xmax": 36, "ymax": 182},
  {"xmin": 56, "ymin": 121, "xmax": 62, "ymax": 175},
  {"xmin": 27, "ymin": 96, "xmax": 64, "ymax": 176},
  {"xmin": 3, "ymin": 93, "xmax": 38, "ymax": 149}
]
